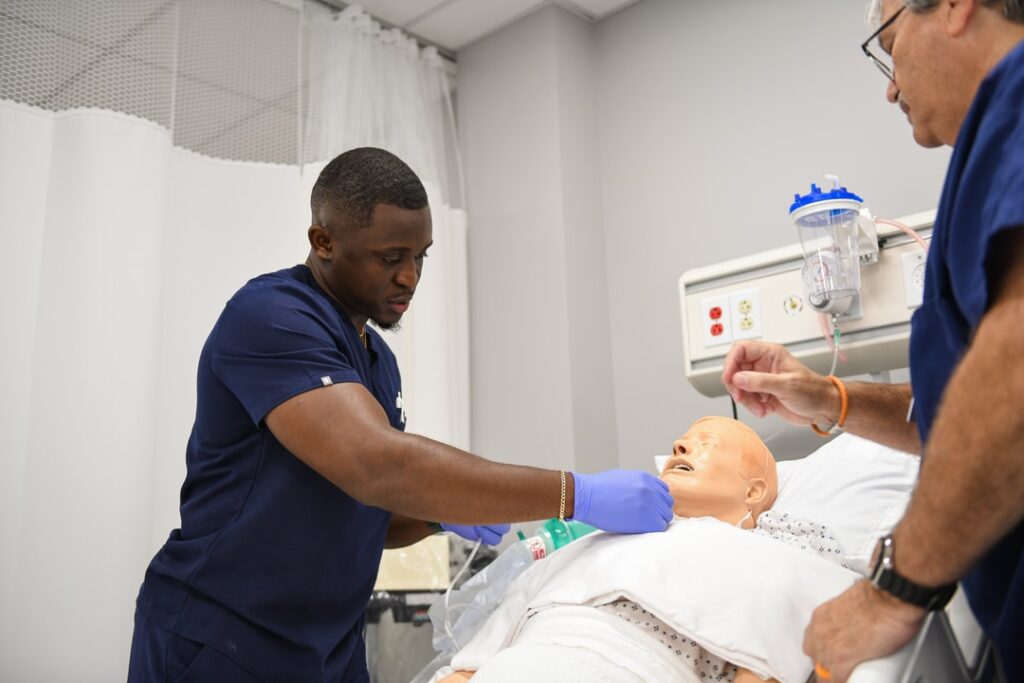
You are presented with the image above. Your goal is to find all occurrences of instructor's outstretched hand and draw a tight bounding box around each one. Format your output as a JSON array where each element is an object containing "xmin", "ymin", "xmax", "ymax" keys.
[
  {"xmin": 570, "ymin": 470, "xmax": 673, "ymax": 533},
  {"xmin": 722, "ymin": 341, "xmax": 837, "ymax": 425}
]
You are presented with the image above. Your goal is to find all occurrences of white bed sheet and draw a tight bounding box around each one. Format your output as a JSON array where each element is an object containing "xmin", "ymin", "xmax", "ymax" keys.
[
  {"xmin": 424, "ymin": 435, "xmax": 940, "ymax": 683},
  {"xmin": 441, "ymin": 517, "xmax": 859, "ymax": 683}
]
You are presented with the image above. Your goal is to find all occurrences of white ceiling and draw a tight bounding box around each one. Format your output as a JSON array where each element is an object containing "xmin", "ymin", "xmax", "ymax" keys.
[{"xmin": 347, "ymin": 0, "xmax": 642, "ymax": 53}]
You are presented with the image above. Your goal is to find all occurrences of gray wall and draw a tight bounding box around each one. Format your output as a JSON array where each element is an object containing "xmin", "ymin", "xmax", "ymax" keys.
[
  {"xmin": 459, "ymin": 5, "xmax": 618, "ymax": 474},
  {"xmin": 458, "ymin": 0, "xmax": 951, "ymax": 473}
]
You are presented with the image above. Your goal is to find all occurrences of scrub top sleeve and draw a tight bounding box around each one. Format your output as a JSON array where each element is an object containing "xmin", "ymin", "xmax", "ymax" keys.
[
  {"xmin": 966, "ymin": 112, "xmax": 1024, "ymax": 323},
  {"xmin": 210, "ymin": 287, "xmax": 361, "ymax": 427}
]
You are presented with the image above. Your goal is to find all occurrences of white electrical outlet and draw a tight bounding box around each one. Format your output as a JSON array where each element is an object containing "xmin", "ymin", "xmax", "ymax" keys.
[
  {"xmin": 901, "ymin": 251, "xmax": 926, "ymax": 309},
  {"xmin": 730, "ymin": 288, "xmax": 763, "ymax": 340},
  {"xmin": 700, "ymin": 294, "xmax": 732, "ymax": 347}
]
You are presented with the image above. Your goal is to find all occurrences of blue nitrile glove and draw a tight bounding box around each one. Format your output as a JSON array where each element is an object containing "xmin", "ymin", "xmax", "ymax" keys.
[
  {"xmin": 569, "ymin": 470, "xmax": 674, "ymax": 533},
  {"xmin": 439, "ymin": 523, "xmax": 511, "ymax": 546}
]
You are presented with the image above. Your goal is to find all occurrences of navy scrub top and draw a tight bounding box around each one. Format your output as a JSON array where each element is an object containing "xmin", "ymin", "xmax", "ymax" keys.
[
  {"xmin": 908, "ymin": 39, "xmax": 1024, "ymax": 681},
  {"xmin": 136, "ymin": 264, "xmax": 405, "ymax": 681}
]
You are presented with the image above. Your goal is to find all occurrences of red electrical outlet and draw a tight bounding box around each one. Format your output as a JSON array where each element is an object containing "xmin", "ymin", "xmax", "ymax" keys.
[{"xmin": 699, "ymin": 294, "xmax": 732, "ymax": 347}]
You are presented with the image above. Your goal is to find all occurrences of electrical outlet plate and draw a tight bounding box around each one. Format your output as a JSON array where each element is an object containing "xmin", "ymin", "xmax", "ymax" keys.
[
  {"xmin": 730, "ymin": 288, "xmax": 762, "ymax": 340},
  {"xmin": 700, "ymin": 294, "xmax": 732, "ymax": 347},
  {"xmin": 901, "ymin": 251, "xmax": 926, "ymax": 309}
]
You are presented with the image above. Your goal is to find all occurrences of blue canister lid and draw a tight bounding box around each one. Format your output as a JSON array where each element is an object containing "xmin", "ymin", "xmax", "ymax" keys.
[{"xmin": 789, "ymin": 183, "xmax": 864, "ymax": 214}]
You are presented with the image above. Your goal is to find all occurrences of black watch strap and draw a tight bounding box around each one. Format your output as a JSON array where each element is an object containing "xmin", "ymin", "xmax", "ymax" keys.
[
  {"xmin": 870, "ymin": 535, "xmax": 956, "ymax": 611},
  {"xmin": 873, "ymin": 563, "xmax": 957, "ymax": 610}
]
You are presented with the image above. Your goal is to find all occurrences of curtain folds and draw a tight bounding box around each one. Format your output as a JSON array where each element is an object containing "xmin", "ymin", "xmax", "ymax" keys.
[{"xmin": 0, "ymin": 2, "xmax": 467, "ymax": 679}]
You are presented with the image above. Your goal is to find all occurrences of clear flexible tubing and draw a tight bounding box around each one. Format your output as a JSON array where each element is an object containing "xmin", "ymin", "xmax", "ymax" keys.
[
  {"xmin": 443, "ymin": 539, "xmax": 482, "ymax": 650},
  {"xmin": 818, "ymin": 312, "xmax": 847, "ymax": 365},
  {"xmin": 875, "ymin": 218, "xmax": 930, "ymax": 252},
  {"xmin": 827, "ymin": 317, "xmax": 841, "ymax": 377}
]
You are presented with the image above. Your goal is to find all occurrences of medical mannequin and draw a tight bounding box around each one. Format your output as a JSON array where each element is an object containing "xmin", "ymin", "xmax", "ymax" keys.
[
  {"xmin": 660, "ymin": 415, "xmax": 777, "ymax": 528},
  {"xmin": 437, "ymin": 416, "xmax": 782, "ymax": 683}
]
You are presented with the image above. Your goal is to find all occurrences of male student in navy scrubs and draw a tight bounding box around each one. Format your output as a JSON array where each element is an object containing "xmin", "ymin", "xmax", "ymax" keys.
[
  {"xmin": 127, "ymin": 147, "xmax": 675, "ymax": 682},
  {"xmin": 723, "ymin": 2, "xmax": 1024, "ymax": 680}
]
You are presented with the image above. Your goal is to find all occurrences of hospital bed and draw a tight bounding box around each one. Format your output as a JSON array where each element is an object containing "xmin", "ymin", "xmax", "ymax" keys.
[
  {"xmin": 412, "ymin": 431, "xmax": 994, "ymax": 683},
  {"xmin": 679, "ymin": 210, "xmax": 999, "ymax": 683},
  {"xmin": 405, "ymin": 210, "xmax": 995, "ymax": 682}
]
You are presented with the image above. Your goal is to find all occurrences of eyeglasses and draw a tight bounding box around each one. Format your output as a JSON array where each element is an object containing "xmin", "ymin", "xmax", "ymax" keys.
[{"xmin": 860, "ymin": 5, "xmax": 906, "ymax": 81}]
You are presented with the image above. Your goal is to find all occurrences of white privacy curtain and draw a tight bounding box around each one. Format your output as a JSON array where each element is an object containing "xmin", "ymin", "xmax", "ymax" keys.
[
  {"xmin": 302, "ymin": 6, "xmax": 470, "ymax": 450},
  {"xmin": 0, "ymin": 2, "xmax": 468, "ymax": 680}
]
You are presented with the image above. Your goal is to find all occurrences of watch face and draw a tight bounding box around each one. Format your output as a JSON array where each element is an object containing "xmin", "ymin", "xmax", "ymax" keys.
[{"xmin": 870, "ymin": 535, "xmax": 893, "ymax": 582}]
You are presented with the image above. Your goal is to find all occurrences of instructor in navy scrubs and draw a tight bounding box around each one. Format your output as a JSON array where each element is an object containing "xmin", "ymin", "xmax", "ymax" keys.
[
  {"xmin": 127, "ymin": 147, "xmax": 674, "ymax": 682},
  {"xmin": 723, "ymin": 1, "xmax": 1024, "ymax": 680}
]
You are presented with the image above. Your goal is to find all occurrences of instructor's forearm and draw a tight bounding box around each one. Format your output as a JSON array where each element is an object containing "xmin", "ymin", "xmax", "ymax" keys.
[{"xmin": 837, "ymin": 382, "xmax": 920, "ymax": 454}]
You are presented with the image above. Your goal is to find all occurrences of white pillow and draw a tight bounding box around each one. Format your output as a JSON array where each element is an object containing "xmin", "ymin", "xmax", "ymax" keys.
[{"xmin": 773, "ymin": 433, "xmax": 920, "ymax": 576}]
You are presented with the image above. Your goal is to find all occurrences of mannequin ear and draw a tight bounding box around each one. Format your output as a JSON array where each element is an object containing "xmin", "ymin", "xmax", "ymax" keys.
[
  {"xmin": 744, "ymin": 478, "xmax": 768, "ymax": 507},
  {"xmin": 308, "ymin": 224, "xmax": 333, "ymax": 259}
]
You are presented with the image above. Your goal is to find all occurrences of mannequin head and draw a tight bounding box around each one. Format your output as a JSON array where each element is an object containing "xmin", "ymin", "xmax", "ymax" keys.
[{"xmin": 659, "ymin": 416, "xmax": 777, "ymax": 529}]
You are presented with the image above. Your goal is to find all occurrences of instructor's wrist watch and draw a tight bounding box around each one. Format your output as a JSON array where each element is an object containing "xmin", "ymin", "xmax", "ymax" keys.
[{"xmin": 869, "ymin": 534, "xmax": 956, "ymax": 610}]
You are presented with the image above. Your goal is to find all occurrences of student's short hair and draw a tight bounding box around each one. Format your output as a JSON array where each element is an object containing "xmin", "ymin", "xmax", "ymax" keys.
[{"xmin": 310, "ymin": 147, "xmax": 428, "ymax": 229}]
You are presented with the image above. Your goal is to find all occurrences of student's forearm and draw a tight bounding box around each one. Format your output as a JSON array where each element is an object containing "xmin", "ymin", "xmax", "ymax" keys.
[
  {"xmin": 363, "ymin": 431, "xmax": 575, "ymax": 524},
  {"xmin": 267, "ymin": 387, "xmax": 575, "ymax": 524},
  {"xmin": 384, "ymin": 514, "xmax": 437, "ymax": 548},
  {"xmin": 891, "ymin": 293, "xmax": 1024, "ymax": 585}
]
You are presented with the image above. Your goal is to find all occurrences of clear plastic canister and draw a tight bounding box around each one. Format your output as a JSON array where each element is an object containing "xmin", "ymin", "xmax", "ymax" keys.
[{"xmin": 790, "ymin": 183, "xmax": 864, "ymax": 313}]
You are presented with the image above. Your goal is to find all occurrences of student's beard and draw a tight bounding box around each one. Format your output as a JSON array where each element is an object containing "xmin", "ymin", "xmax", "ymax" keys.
[{"xmin": 372, "ymin": 318, "xmax": 401, "ymax": 332}]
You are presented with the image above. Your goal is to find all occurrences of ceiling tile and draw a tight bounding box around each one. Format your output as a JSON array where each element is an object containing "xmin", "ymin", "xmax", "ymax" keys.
[
  {"xmin": 352, "ymin": 0, "xmax": 450, "ymax": 27},
  {"xmin": 560, "ymin": 0, "xmax": 639, "ymax": 20},
  {"xmin": 407, "ymin": 0, "xmax": 548, "ymax": 51},
  {"xmin": 173, "ymin": 79, "xmax": 297, "ymax": 163},
  {"xmin": 177, "ymin": 0, "xmax": 299, "ymax": 105},
  {"xmin": 197, "ymin": 102, "xmax": 299, "ymax": 164}
]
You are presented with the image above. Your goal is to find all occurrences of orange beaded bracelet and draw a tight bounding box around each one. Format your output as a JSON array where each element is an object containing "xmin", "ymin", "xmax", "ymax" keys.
[{"xmin": 811, "ymin": 375, "xmax": 848, "ymax": 437}]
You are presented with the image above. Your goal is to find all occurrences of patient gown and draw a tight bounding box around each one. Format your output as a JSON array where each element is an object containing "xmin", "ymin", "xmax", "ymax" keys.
[{"xmin": 592, "ymin": 511, "xmax": 848, "ymax": 683}]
